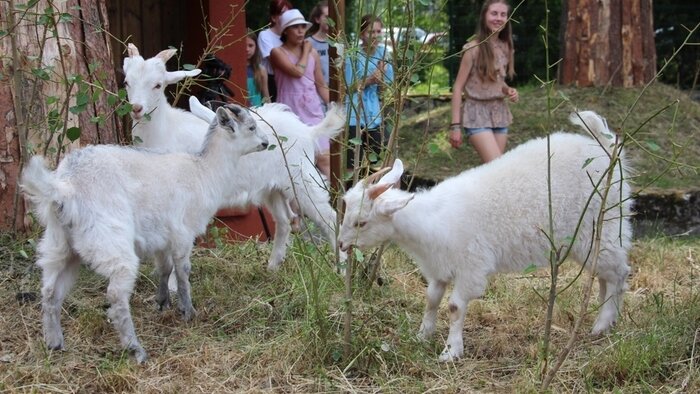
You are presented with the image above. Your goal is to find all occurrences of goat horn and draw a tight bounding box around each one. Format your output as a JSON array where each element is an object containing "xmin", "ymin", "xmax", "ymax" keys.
[
  {"xmin": 362, "ymin": 167, "xmax": 391, "ymax": 186},
  {"xmin": 127, "ymin": 43, "xmax": 140, "ymax": 57}
]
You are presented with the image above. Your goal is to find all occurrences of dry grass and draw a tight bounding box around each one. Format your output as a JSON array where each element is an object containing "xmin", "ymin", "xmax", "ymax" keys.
[
  {"xmin": 1, "ymin": 229, "xmax": 698, "ymax": 393},
  {"xmin": 2, "ymin": 84, "xmax": 699, "ymax": 392}
]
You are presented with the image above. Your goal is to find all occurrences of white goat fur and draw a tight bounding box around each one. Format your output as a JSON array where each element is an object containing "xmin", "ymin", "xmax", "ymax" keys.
[
  {"xmin": 125, "ymin": 44, "xmax": 345, "ymax": 278},
  {"xmin": 188, "ymin": 96, "xmax": 347, "ymax": 270},
  {"xmin": 20, "ymin": 105, "xmax": 269, "ymax": 363},
  {"xmin": 338, "ymin": 111, "xmax": 632, "ymax": 362},
  {"xmin": 123, "ymin": 44, "xmax": 207, "ymax": 153}
]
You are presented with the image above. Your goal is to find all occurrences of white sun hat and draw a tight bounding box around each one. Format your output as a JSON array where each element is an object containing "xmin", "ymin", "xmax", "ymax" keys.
[{"xmin": 278, "ymin": 9, "xmax": 312, "ymax": 31}]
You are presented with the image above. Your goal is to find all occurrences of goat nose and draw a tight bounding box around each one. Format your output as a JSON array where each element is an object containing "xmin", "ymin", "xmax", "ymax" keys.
[
  {"xmin": 131, "ymin": 104, "xmax": 143, "ymax": 114},
  {"xmin": 261, "ymin": 141, "xmax": 269, "ymax": 149}
]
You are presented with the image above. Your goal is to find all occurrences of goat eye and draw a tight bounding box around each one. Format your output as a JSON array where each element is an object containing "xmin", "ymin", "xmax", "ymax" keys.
[
  {"xmin": 154, "ymin": 83, "xmax": 162, "ymax": 89},
  {"xmin": 356, "ymin": 221, "xmax": 367, "ymax": 228}
]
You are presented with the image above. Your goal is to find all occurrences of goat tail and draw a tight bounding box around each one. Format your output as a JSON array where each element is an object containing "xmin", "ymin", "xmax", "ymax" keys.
[
  {"xmin": 569, "ymin": 111, "xmax": 622, "ymax": 157},
  {"xmin": 310, "ymin": 102, "xmax": 346, "ymax": 141},
  {"xmin": 20, "ymin": 156, "xmax": 65, "ymax": 226}
]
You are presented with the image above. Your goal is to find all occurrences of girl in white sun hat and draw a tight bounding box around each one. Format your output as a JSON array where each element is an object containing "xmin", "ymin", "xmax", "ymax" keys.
[{"xmin": 270, "ymin": 8, "xmax": 331, "ymax": 180}]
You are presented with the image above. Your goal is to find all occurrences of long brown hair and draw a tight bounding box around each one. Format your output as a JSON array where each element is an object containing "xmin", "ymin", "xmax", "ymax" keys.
[
  {"xmin": 247, "ymin": 30, "xmax": 266, "ymax": 95},
  {"xmin": 474, "ymin": 0, "xmax": 515, "ymax": 81},
  {"xmin": 306, "ymin": 0, "xmax": 327, "ymax": 37}
]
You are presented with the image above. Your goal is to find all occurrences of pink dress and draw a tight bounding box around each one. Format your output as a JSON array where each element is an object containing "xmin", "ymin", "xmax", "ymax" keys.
[{"xmin": 274, "ymin": 47, "xmax": 329, "ymax": 151}]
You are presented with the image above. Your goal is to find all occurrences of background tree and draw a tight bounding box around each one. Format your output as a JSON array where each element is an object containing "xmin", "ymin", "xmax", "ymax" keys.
[
  {"xmin": 558, "ymin": 0, "xmax": 656, "ymax": 87},
  {"xmin": 653, "ymin": 1, "xmax": 700, "ymax": 90},
  {"xmin": 0, "ymin": 0, "xmax": 125, "ymax": 231}
]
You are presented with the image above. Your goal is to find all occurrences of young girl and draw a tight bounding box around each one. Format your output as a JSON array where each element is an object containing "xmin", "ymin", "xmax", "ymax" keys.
[
  {"xmin": 246, "ymin": 30, "xmax": 270, "ymax": 107},
  {"xmin": 257, "ymin": 0, "xmax": 293, "ymax": 102},
  {"xmin": 449, "ymin": 0, "xmax": 519, "ymax": 163},
  {"xmin": 306, "ymin": 1, "xmax": 330, "ymax": 87},
  {"xmin": 270, "ymin": 9, "xmax": 330, "ymax": 179},
  {"xmin": 344, "ymin": 14, "xmax": 394, "ymax": 171}
]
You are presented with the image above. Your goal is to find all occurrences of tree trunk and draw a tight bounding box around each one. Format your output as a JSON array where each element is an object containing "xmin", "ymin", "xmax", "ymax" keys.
[
  {"xmin": 0, "ymin": 0, "xmax": 123, "ymax": 231},
  {"xmin": 559, "ymin": 0, "xmax": 656, "ymax": 87}
]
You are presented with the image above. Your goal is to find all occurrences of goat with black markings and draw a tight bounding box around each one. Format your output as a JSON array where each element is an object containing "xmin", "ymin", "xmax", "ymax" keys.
[{"xmin": 21, "ymin": 104, "xmax": 268, "ymax": 363}]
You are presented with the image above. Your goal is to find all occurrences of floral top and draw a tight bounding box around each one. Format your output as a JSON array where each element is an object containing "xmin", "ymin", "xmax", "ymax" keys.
[{"xmin": 460, "ymin": 39, "xmax": 513, "ymax": 129}]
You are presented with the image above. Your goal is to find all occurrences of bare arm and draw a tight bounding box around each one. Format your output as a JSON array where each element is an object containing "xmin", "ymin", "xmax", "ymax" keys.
[
  {"xmin": 261, "ymin": 71, "xmax": 270, "ymax": 103},
  {"xmin": 449, "ymin": 45, "xmax": 475, "ymax": 149},
  {"xmin": 313, "ymin": 50, "xmax": 329, "ymax": 104},
  {"xmin": 270, "ymin": 43, "xmax": 312, "ymax": 79}
]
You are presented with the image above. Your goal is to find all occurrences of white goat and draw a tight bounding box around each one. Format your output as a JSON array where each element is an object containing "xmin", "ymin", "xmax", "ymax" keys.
[
  {"xmin": 338, "ymin": 111, "xmax": 632, "ymax": 362},
  {"xmin": 20, "ymin": 104, "xmax": 269, "ymax": 363},
  {"xmin": 123, "ymin": 43, "xmax": 207, "ymax": 152},
  {"xmin": 189, "ymin": 96, "xmax": 347, "ymax": 270}
]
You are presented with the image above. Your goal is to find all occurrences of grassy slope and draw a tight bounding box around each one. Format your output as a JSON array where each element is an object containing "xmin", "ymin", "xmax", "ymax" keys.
[{"xmin": 397, "ymin": 83, "xmax": 700, "ymax": 191}]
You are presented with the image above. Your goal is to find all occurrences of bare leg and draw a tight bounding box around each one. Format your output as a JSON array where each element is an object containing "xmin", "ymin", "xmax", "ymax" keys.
[
  {"xmin": 468, "ymin": 132, "xmax": 502, "ymax": 163},
  {"xmin": 155, "ymin": 252, "xmax": 173, "ymax": 310},
  {"xmin": 494, "ymin": 132, "xmax": 508, "ymax": 154},
  {"xmin": 172, "ymin": 249, "xmax": 196, "ymax": 321},
  {"xmin": 266, "ymin": 192, "xmax": 293, "ymax": 271},
  {"xmin": 418, "ymin": 279, "xmax": 447, "ymax": 340},
  {"xmin": 38, "ymin": 247, "xmax": 80, "ymax": 351},
  {"xmin": 439, "ymin": 278, "xmax": 487, "ymax": 362},
  {"xmin": 105, "ymin": 261, "xmax": 147, "ymax": 363}
]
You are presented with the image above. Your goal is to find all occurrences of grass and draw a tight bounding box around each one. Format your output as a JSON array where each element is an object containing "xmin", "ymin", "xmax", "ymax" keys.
[
  {"xmin": 1, "ymin": 227, "xmax": 699, "ymax": 392},
  {"xmin": 2, "ymin": 84, "xmax": 699, "ymax": 392}
]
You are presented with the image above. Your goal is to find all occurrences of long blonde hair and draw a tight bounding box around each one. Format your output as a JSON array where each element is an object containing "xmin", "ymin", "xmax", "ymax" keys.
[
  {"xmin": 474, "ymin": 0, "xmax": 515, "ymax": 81},
  {"xmin": 247, "ymin": 30, "xmax": 266, "ymax": 95}
]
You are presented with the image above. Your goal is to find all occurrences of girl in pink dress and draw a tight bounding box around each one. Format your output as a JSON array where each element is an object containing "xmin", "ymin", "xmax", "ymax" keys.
[{"xmin": 270, "ymin": 9, "xmax": 330, "ymax": 179}]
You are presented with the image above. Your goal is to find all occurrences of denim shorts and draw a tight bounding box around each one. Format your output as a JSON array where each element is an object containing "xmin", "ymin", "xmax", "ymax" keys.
[{"xmin": 465, "ymin": 127, "xmax": 509, "ymax": 137}]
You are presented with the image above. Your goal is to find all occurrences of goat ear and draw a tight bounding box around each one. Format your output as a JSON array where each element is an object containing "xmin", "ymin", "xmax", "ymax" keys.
[
  {"xmin": 374, "ymin": 194, "xmax": 414, "ymax": 216},
  {"xmin": 215, "ymin": 106, "xmax": 233, "ymax": 127},
  {"xmin": 155, "ymin": 48, "xmax": 177, "ymax": 63},
  {"xmin": 164, "ymin": 69, "xmax": 201, "ymax": 85}
]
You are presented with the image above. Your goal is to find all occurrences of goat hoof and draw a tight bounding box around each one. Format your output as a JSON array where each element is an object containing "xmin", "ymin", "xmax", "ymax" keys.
[
  {"xmin": 131, "ymin": 347, "xmax": 148, "ymax": 364},
  {"xmin": 180, "ymin": 307, "xmax": 197, "ymax": 321},
  {"xmin": 438, "ymin": 346, "xmax": 463, "ymax": 363},
  {"xmin": 46, "ymin": 342, "xmax": 64, "ymax": 351}
]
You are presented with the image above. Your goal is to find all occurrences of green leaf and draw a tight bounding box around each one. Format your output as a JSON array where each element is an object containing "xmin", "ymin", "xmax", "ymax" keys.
[
  {"xmin": 523, "ymin": 264, "xmax": 538, "ymax": 275},
  {"xmin": 349, "ymin": 137, "xmax": 362, "ymax": 146},
  {"xmin": 69, "ymin": 104, "xmax": 87, "ymax": 114},
  {"xmin": 267, "ymin": 144, "xmax": 277, "ymax": 151},
  {"xmin": 645, "ymin": 140, "xmax": 661, "ymax": 152},
  {"xmin": 46, "ymin": 96, "xmax": 58, "ymax": 105},
  {"xmin": 428, "ymin": 142, "xmax": 441, "ymax": 155},
  {"xmin": 107, "ymin": 94, "xmax": 117, "ymax": 106},
  {"xmin": 582, "ymin": 157, "xmax": 594, "ymax": 169},
  {"xmin": 353, "ymin": 248, "xmax": 365, "ymax": 263},
  {"xmin": 66, "ymin": 127, "xmax": 81, "ymax": 142},
  {"xmin": 59, "ymin": 12, "xmax": 73, "ymax": 23},
  {"xmin": 31, "ymin": 68, "xmax": 50, "ymax": 81},
  {"xmin": 18, "ymin": 249, "xmax": 28, "ymax": 259},
  {"xmin": 116, "ymin": 103, "xmax": 132, "ymax": 117},
  {"xmin": 183, "ymin": 63, "xmax": 196, "ymax": 71}
]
